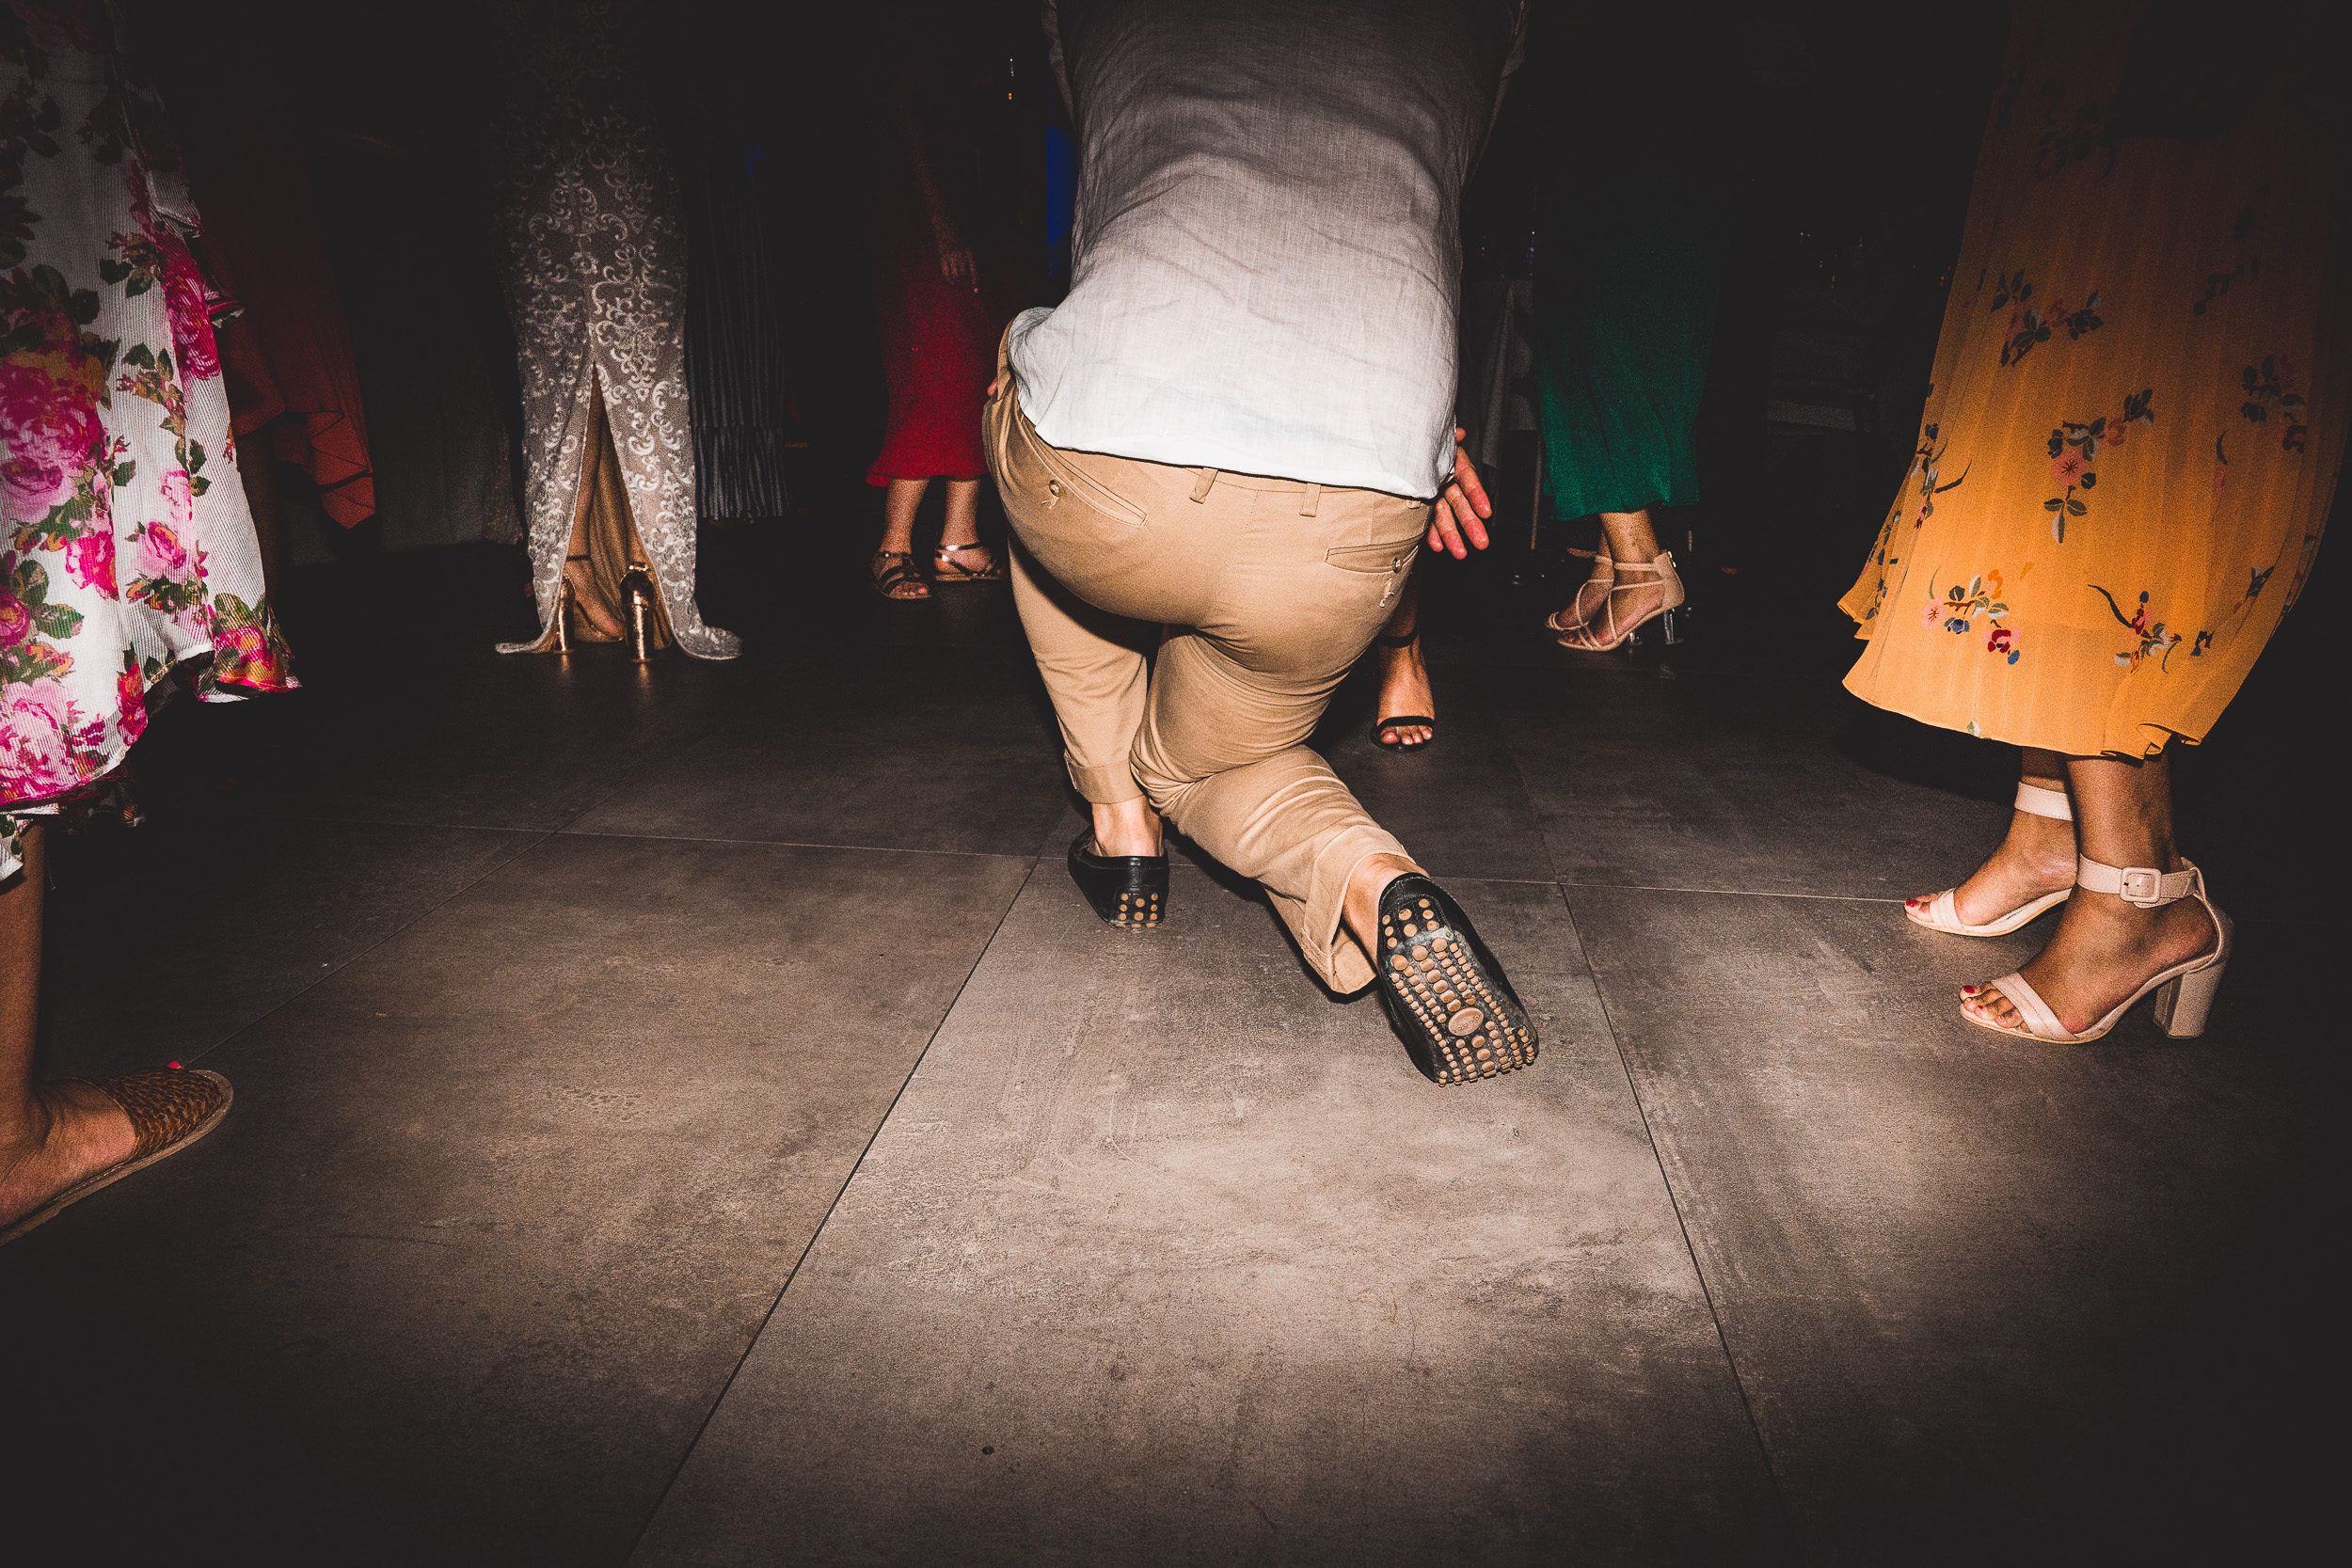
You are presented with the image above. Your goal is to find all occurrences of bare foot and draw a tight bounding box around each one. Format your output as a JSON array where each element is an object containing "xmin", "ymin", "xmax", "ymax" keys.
[
  {"xmin": 1910, "ymin": 803, "xmax": 2075, "ymax": 927},
  {"xmin": 1374, "ymin": 635, "xmax": 1436, "ymax": 748},
  {"xmin": 1544, "ymin": 556, "xmax": 1613, "ymax": 635},
  {"xmin": 0, "ymin": 1081, "xmax": 136, "ymax": 1231},
  {"xmin": 1963, "ymin": 881, "xmax": 2218, "ymax": 1036},
  {"xmin": 564, "ymin": 556, "xmax": 627, "ymax": 638}
]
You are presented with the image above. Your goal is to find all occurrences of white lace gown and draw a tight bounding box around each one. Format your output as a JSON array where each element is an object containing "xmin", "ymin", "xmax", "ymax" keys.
[{"xmin": 486, "ymin": 6, "xmax": 738, "ymax": 660}]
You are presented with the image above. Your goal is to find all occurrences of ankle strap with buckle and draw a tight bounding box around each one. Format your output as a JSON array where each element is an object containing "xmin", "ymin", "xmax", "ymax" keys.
[{"xmin": 2075, "ymin": 855, "xmax": 2200, "ymax": 909}]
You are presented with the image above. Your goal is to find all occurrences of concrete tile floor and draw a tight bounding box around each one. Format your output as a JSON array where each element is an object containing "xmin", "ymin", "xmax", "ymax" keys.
[{"xmin": 2, "ymin": 550, "xmax": 2336, "ymax": 1565}]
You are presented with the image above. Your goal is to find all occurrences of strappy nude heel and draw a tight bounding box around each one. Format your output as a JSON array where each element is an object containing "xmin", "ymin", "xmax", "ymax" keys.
[
  {"xmin": 1543, "ymin": 551, "xmax": 1613, "ymax": 634},
  {"xmin": 1963, "ymin": 856, "xmax": 2232, "ymax": 1043},
  {"xmin": 1906, "ymin": 781, "xmax": 2074, "ymax": 936},
  {"xmin": 1553, "ymin": 551, "xmax": 1684, "ymax": 651}
]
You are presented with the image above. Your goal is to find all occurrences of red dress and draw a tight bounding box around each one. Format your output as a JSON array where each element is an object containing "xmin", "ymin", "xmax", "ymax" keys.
[{"xmin": 864, "ymin": 52, "xmax": 1008, "ymax": 487}]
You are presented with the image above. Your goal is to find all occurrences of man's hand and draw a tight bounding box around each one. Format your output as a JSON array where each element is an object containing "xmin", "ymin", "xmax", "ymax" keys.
[{"xmin": 1426, "ymin": 427, "xmax": 1492, "ymax": 559}]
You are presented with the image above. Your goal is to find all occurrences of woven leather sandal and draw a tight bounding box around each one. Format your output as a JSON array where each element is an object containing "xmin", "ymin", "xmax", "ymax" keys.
[
  {"xmin": 1374, "ymin": 874, "xmax": 1537, "ymax": 1085},
  {"xmin": 871, "ymin": 549, "xmax": 930, "ymax": 600},
  {"xmin": 1906, "ymin": 781, "xmax": 2075, "ymax": 936},
  {"xmin": 1962, "ymin": 857, "xmax": 2232, "ymax": 1043},
  {"xmin": 0, "ymin": 1068, "xmax": 232, "ymax": 1246}
]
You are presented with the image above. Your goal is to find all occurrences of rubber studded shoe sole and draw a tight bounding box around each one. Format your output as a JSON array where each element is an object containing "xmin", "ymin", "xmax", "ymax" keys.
[
  {"xmin": 1373, "ymin": 875, "xmax": 1537, "ymax": 1085},
  {"xmin": 1067, "ymin": 832, "xmax": 1168, "ymax": 929}
]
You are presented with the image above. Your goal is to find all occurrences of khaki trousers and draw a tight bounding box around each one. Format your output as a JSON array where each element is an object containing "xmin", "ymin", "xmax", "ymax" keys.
[{"xmin": 986, "ymin": 351, "xmax": 1428, "ymax": 994}]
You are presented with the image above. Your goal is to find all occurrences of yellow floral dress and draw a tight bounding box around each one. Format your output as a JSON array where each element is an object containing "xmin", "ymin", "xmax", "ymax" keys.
[{"xmin": 1839, "ymin": 0, "xmax": 2347, "ymax": 758}]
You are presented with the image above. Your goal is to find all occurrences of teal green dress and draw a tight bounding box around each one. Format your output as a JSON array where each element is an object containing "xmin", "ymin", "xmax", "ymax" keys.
[{"xmin": 1534, "ymin": 28, "xmax": 1740, "ymax": 522}]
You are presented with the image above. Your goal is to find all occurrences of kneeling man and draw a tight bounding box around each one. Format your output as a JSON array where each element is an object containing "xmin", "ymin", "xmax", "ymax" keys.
[{"xmin": 987, "ymin": 0, "xmax": 1535, "ymax": 1084}]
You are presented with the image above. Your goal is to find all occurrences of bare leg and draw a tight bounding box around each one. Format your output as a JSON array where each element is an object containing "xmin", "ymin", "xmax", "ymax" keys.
[
  {"xmin": 1911, "ymin": 747, "xmax": 2075, "ymax": 926},
  {"xmin": 880, "ymin": 477, "xmax": 929, "ymax": 556},
  {"xmin": 1372, "ymin": 564, "xmax": 1435, "ymax": 748},
  {"xmin": 876, "ymin": 477, "xmax": 932, "ymax": 598},
  {"xmin": 0, "ymin": 825, "xmax": 135, "ymax": 1231},
  {"xmin": 938, "ymin": 478, "xmax": 982, "ymax": 549},
  {"xmin": 1963, "ymin": 752, "xmax": 2219, "ymax": 1035},
  {"xmin": 1595, "ymin": 507, "xmax": 1667, "ymax": 620},
  {"xmin": 1089, "ymin": 796, "xmax": 1163, "ymax": 858}
]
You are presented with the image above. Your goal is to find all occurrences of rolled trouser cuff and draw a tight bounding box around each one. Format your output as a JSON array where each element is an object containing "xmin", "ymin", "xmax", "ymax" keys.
[
  {"xmin": 1069, "ymin": 760, "xmax": 1148, "ymax": 805},
  {"xmin": 1273, "ymin": 831, "xmax": 1410, "ymax": 994}
]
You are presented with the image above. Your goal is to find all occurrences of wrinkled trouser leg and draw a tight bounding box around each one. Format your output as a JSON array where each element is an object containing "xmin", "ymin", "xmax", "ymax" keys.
[{"xmin": 987, "ymin": 341, "xmax": 1427, "ymax": 991}]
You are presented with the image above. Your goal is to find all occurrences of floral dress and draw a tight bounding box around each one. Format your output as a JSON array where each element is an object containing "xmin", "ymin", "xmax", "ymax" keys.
[
  {"xmin": 2, "ymin": 2, "xmax": 294, "ymax": 879},
  {"xmin": 1838, "ymin": 0, "xmax": 2347, "ymax": 758}
]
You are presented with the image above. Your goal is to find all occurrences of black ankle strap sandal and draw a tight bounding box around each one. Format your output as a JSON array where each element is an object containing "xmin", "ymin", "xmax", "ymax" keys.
[
  {"xmin": 1068, "ymin": 832, "xmax": 1168, "ymax": 929},
  {"xmin": 1374, "ymin": 874, "xmax": 1536, "ymax": 1084},
  {"xmin": 1371, "ymin": 627, "xmax": 1437, "ymax": 751}
]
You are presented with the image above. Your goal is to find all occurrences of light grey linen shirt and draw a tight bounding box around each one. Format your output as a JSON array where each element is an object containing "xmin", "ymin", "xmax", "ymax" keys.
[{"xmin": 1008, "ymin": 0, "xmax": 1524, "ymax": 500}]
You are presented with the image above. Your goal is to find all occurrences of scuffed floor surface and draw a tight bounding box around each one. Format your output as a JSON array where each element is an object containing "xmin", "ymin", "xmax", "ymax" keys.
[{"xmin": 5, "ymin": 541, "xmax": 2339, "ymax": 1566}]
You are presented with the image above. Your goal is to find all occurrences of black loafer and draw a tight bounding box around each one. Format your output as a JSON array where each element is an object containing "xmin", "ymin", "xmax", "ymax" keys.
[
  {"xmin": 1068, "ymin": 832, "xmax": 1168, "ymax": 929},
  {"xmin": 1373, "ymin": 874, "xmax": 1537, "ymax": 1085}
]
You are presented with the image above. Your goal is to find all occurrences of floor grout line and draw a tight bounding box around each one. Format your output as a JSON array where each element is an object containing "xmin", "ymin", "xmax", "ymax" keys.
[
  {"xmin": 1558, "ymin": 880, "xmax": 1906, "ymax": 903},
  {"xmin": 616, "ymin": 856, "xmax": 1044, "ymax": 1568},
  {"xmin": 1507, "ymin": 743, "xmax": 1808, "ymax": 1561},
  {"xmin": 1554, "ymin": 880, "xmax": 1808, "ymax": 1560},
  {"xmin": 555, "ymin": 826, "xmax": 1047, "ymax": 861}
]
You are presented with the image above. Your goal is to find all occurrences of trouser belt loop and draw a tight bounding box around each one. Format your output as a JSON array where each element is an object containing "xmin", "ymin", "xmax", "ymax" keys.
[
  {"xmin": 1190, "ymin": 468, "xmax": 1218, "ymax": 503},
  {"xmin": 1299, "ymin": 483, "xmax": 1321, "ymax": 516}
]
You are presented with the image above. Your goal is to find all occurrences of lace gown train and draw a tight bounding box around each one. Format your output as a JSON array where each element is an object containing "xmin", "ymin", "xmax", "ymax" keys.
[{"xmin": 487, "ymin": 5, "xmax": 737, "ymax": 659}]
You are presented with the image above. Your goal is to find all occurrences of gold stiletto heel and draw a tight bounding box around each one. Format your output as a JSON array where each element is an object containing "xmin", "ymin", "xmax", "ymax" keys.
[
  {"xmin": 556, "ymin": 552, "xmax": 589, "ymax": 654},
  {"xmin": 624, "ymin": 559, "xmax": 656, "ymax": 661}
]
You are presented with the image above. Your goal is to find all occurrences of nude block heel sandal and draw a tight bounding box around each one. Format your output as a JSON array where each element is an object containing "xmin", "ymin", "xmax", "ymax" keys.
[
  {"xmin": 1963, "ymin": 857, "xmax": 2232, "ymax": 1044},
  {"xmin": 1906, "ymin": 781, "xmax": 2074, "ymax": 936}
]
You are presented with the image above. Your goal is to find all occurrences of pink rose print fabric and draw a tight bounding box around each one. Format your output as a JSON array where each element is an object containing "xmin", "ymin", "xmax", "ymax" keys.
[{"xmin": 3, "ymin": 2, "xmax": 295, "ymax": 878}]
